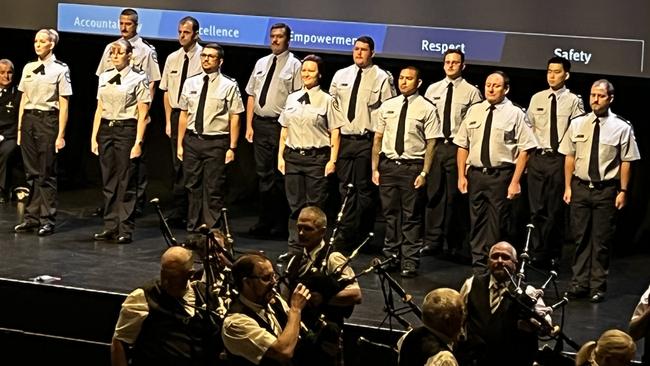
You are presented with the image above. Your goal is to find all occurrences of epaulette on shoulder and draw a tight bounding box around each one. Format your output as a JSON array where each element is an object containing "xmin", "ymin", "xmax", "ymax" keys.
[
  {"xmin": 105, "ymin": 67, "xmax": 116, "ymax": 72},
  {"xmin": 468, "ymin": 99, "xmax": 483, "ymax": 108},
  {"xmin": 511, "ymin": 102, "xmax": 527, "ymax": 113},
  {"xmin": 616, "ymin": 114, "xmax": 631, "ymax": 125},
  {"xmin": 141, "ymin": 38, "xmax": 156, "ymax": 50},
  {"xmin": 54, "ymin": 59, "xmax": 68, "ymax": 67},
  {"xmin": 384, "ymin": 94, "xmax": 402, "ymax": 103},
  {"xmin": 422, "ymin": 96, "xmax": 436, "ymax": 107},
  {"xmin": 570, "ymin": 112, "xmax": 588, "ymax": 121},
  {"xmin": 221, "ymin": 74, "xmax": 236, "ymax": 83}
]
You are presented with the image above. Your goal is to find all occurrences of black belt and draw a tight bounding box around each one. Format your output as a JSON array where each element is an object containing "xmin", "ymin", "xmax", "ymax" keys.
[
  {"xmin": 469, "ymin": 165, "xmax": 515, "ymax": 174},
  {"xmin": 288, "ymin": 146, "xmax": 330, "ymax": 156},
  {"xmin": 341, "ymin": 134, "xmax": 370, "ymax": 141},
  {"xmin": 188, "ymin": 131, "xmax": 228, "ymax": 140},
  {"xmin": 171, "ymin": 108, "xmax": 181, "ymax": 113},
  {"xmin": 25, "ymin": 109, "xmax": 57, "ymax": 116},
  {"xmin": 384, "ymin": 157, "xmax": 423, "ymax": 166},
  {"xmin": 254, "ymin": 114, "xmax": 278, "ymax": 122},
  {"xmin": 101, "ymin": 118, "xmax": 137, "ymax": 127},
  {"xmin": 574, "ymin": 177, "xmax": 618, "ymax": 190},
  {"xmin": 535, "ymin": 148, "xmax": 561, "ymax": 157},
  {"xmin": 437, "ymin": 137, "xmax": 454, "ymax": 144}
]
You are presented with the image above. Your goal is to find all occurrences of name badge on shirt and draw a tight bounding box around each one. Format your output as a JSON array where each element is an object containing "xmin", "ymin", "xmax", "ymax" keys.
[
  {"xmin": 576, "ymin": 134, "xmax": 584, "ymax": 138},
  {"xmin": 25, "ymin": 75, "xmax": 32, "ymax": 79},
  {"xmin": 386, "ymin": 111, "xmax": 395, "ymax": 115},
  {"xmin": 171, "ymin": 70, "xmax": 178, "ymax": 74},
  {"xmin": 341, "ymin": 83, "xmax": 349, "ymax": 87},
  {"xmin": 468, "ymin": 120, "xmax": 479, "ymax": 127},
  {"xmin": 536, "ymin": 108, "xmax": 544, "ymax": 111},
  {"xmin": 255, "ymin": 71, "xmax": 263, "ymax": 75},
  {"xmin": 433, "ymin": 97, "xmax": 441, "ymax": 100},
  {"xmin": 190, "ymin": 91, "xmax": 197, "ymax": 95}
]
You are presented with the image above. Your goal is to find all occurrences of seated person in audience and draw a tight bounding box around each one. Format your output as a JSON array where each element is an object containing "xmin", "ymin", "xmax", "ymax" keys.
[
  {"xmin": 630, "ymin": 283, "xmax": 650, "ymax": 365},
  {"xmin": 0, "ymin": 59, "xmax": 19, "ymax": 203},
  {"xmin": 575, "ymin": 329, "xmax": 636, "ymax": 366}
]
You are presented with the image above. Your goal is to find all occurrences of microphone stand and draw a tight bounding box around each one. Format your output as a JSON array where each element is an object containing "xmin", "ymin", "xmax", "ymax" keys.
[
  {"xmin": 374, "ymin": 263, "xmax": 422, "ymax": 331},
  {"xmin": 221, "ymin": 207, "xmax": 236, "ymax": 257},
  {"xmin": 150, "ymin": 198, "xmax": 177, "ymax": 247},
  {"xmin": 321, "ymin": 183, "xmax": 354, "ymax": 271}
]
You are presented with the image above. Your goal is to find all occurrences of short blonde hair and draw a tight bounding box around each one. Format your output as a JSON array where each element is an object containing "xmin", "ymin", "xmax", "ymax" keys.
[{"xmin": 36, "ymin": 29, "xmax": 59, "ymax": 46}]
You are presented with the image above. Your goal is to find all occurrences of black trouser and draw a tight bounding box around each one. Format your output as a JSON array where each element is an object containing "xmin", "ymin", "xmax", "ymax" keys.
[
  {"xmin": 569, "ymin": 178, "xmax": 618, "ymax": 293},
  {"xmin": 98, "ymin": 119, "xmax": 139, "ymax": 236},
  {"xmin": 467, "ymin": 166, "xmax": 515, "ymax": 269},
  {"xmin": 284, "ymin": 147, "xmax": 330, "ymax": 251},
  {"xmin": 335, "ymin": 134, "xmax": 375, "ymax": 246},
  {"xmin": 182, "ymin": 132, "xmax": 228, "ymax": 232},
  {"xmin": 168, "ymin": 108, "xmax": 187, "ymax": 220},
  {"xmin": 253, "ymin": 115, "xmax": 288, "ymax": 230},
  {"xmin": 527, "ymin": 151, "xmax": 565, "ymax": 261},
  {"xmin": 425, "ymin": 141, "xmax": 469, "ymax": 253},
  {"xmin": 379, "ymin": 158, "xmax": 425, "ymax": 269},
  {"xmin": 21, "ymin": 110, "xmax": 58, "ymax": 226},
  {"xmin": 0, "ymin": 138, "xmax": 18, "ymax": 193}
]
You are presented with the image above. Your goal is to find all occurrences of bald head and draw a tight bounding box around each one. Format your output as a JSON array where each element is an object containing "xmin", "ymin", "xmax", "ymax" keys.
[
  {"xmin": 422, "ymin": 288, "xmax": 465, "ymax": 341},
  {"xmin": 160, "ymin": 246, "xmax": 194, "ymax": 298},
  {"xmin": 488, "ymin": 241, "xmax": 517, "ymax": 282}
]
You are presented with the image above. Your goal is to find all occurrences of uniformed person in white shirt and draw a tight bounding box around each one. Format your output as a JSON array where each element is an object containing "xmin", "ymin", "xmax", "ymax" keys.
[
  {"xmin": 372, "ymin": 66, "xmax": 440, "ymax": 277},
  {"xmin": 330, "ymin": 36, "xmax": 396, "ymax": 251},
  {"xmin": 15, "ymin": 29, "xmax": 72, "ymax": 236},
  {"xmin": 0, "ymin": 59, "xmax": 20, "ymax": 204},
  {"xmin": 96, "ymin": 8, "xmax": 161, "ymax": 216},
  {"xmin": 177, "ymin": 43, "xmax": 244, "ymax": 232},
  {"xmin": 159, "ymin": 16, "xmax": 203, "ymax": 227},
  {"xmin": 526, "ymin": 57, "xmax": 585, "ymax": 268},
  {"xmin": 422, "ymin": 49, "xmax": 483, "ymax": 259},
  {"xmin": 278, "ymin": 55, "xmax": 344, "ymax": 252},
  {"xmin": 245, "ymin": 23, "xmax": 302, "ymax": 239},
  {"xmin": 560, "ymin": 79, "xmax": 640, "ymax": 303},
  {"xmin": 454, "ymin": 71, "xmax": 537, "ymax": 271},
  {"xmin": 90, "ymin": 39, "xmax": 151, "ymax": 244}
]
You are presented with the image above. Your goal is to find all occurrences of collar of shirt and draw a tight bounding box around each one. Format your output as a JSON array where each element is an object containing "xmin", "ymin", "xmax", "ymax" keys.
[
  {"xmin": 38, "ymin": 54, "xmax": 57, "ymax": 67},
  {"xmin": 304, "ymin": 240, "xmax": 326, "ymax": 262},
  {"xmin": 201, "ymin": 70, "xmax": 221, "ymax": 83},
  {"xmin": 115, "ymin": 65, "xmax": 133, "ymax": 79},
  {"xmin": 488, "ymin": 274, "xmax": 507, "ymax": 290},
  {"xmin": 403, "ymin": 92, "xmax": 419, "ymax": 104},
  {"xmin": 590, "ymin": 109, "xmax": 613, "ymax": 125},
  {"xmin": 548, "ymin": 86, "xmax": 567, "ymax": 98},
  {"xmin": 488, "ymin": 97, "xmax": 510, "ymax": 112},
  {"xmin": 126, "ymin": 35, "xmax": 141, "ymax": 46},
  {"xmin": 303, "ymin": 85, "xmax": 321, "ymax": 100},
  {"xmin": 184, "ymin": 43, "xmax": 202, "ymax": 60},
  {"xmin": 239, "ymin": 294, "xmax": 276, "ymax": 319},
  {"xmin": 445, "ymin": 76, "xmax": 464, "ymax": 88},
  {"xmin": 272, "ymin": 50, "xmax": 290, "ymax": 63}
]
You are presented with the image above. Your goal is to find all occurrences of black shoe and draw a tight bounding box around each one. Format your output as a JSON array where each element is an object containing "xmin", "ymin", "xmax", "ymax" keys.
[
  {"xmin": 0, "ymin": 196, "xmax": 5, "ymax": 204},
  {"xmin": 14, "ymin": 221, "xmax": 40, "ymax": 233},
  {"xmin": 248, "ymin": 223, "xmax": 271, "ymax": 237},
  {"xmin": 590, "ymin": 291, "xmax": 606, "ymax": 303},
  {"xmin": 91, "ymin": 207, "xmax": 104, "ymax": 217},
  {"xmin": 565, "ymin": 287, "xmax": 589, "ymax": 300},
  {"xmin": 37, "ymin": 224, "xmax": 54, "ymax": 236},
  {"xmin": 420, "ymin": 245, "xmax": 443, "ymax": 257},
  {"xmin": 116, "ymin": 234, "xmax": 132, "ymax": 244},
  {"xmin": 93, "ymin": 229, "xmax": 116, "ymax": 241},
  {"xmin": 400, "ymin": 267, "xmax": 418, "ymax": 278}
]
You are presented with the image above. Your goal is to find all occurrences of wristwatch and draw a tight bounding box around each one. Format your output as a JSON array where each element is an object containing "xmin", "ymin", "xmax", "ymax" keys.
[{"xmin": 419, "ymin": 171, "xmax": 427, "ymax": 178}]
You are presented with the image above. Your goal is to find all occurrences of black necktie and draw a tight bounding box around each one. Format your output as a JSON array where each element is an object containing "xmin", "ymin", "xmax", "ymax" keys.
[
  {"xmin": 481, "ymin": 105, "xmax": 496, "ymax": 168},
  {"xmin": 347, "ymin": 67, "xmax": 362, "ymax": 122},
  {"xmin": 108, "ymin": 73, "xmax": 121, "ymax": 85},
  {"xmin": 550, "ymin": 94, "xmax": 559, "ymax": 151},
  {"xmin": 297, "ymin": 92, "xmax": 310, "ymax": 105},
  {"xmin": 32, "ymin": 64, "xmax": 45, "ymax": 75},
  {"xmin": 588, "ymin": 118, "xmax": 600, "ymax": 182},
  {"xmin": 443, "ymin": 82, "xmax": 453, "ymax": 138},
  {"xmin": 259, "ymin": 56, "xmax": 277, "ymax": 107},
  {"xmin": 195, "ymin": 75, "xmax": 210, "ymax": 135},
  {"xmin": 178, "ymin": 54, "xmax": 189, "ymax": 103},
  {"xmin": 395, "ymin": 97, "xmax": 408, "ymax": 156}
]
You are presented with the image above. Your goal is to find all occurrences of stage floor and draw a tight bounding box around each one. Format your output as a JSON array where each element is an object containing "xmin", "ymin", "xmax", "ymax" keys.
[{"xmin": 0, "ymin": 186, "xmax": 647, "ymax": 359}]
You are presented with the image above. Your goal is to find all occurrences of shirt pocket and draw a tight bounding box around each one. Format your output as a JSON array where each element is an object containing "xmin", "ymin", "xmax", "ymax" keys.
[
  {"xmin": 570, "ymin": 132, "xmax": 589, "ymax": 158},
  {"xmin": 208, "ymin": 89, "xmax": 228, "ymax": 116},
  {"xmin": 494, "ymin": 119, "xmax": 517, "ymax": 145},
  {"xmin": 279, "ymin": 71, "xmax": 296, "ymax": 92},
  {"xmin": 599, "ymin": 133, "xmax": 620, "ymax": 163},
  {"xmin": 303, "ymin": 105, "xmax": 328, "ymax": 128}
]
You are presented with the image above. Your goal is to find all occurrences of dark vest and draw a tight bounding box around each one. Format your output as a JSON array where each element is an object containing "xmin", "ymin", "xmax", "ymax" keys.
[
  {"xmin": 131, "ymin": 281, "xmax": 222, "ymax": 366},
  {"xmin": 225, "ymin": 298, "xmax": 289, "ymax": 366},
  {"xmin": 460, "ymin": 274, "xmax": 537, "ymax": 366},
  {"xmin": 399, "ymin": 326, "xmax": 451, "ymax": 366},
  {"xmin": 0, "ymin": 86, "xmax": 19, "ymax": 139}
]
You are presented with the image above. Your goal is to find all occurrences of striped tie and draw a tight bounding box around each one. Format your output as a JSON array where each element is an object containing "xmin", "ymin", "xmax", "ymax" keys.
[{"xmin": 490, "ymin": 285, "xmax": 505, "ymax": 314}]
